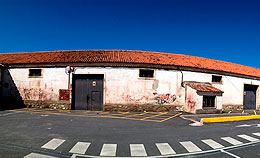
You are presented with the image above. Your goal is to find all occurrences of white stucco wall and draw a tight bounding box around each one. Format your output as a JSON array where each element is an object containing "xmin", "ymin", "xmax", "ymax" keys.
[
  {"xmin": 3, "ymin": 66, "xmax": 260, "ymax": 110},
  {"xmin": 74, "ymin": 67, "xmax": 184, "ymax": 105},
  {"xmin": 182, "ymin": 71, "xmax": 260, "ymax": 109},
  {"xmin": 2, "ymin": 68, "xmax": 68, "ymax": 101}
]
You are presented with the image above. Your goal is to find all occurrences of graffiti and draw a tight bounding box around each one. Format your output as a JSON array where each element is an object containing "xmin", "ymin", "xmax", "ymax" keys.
[
  {"xmin": 187, "ymin": 93, "xmax": 197, "ymax": 112},
  {"xmin": 153, "ymin": 93, "xmax": 176, "ymax": 105}
]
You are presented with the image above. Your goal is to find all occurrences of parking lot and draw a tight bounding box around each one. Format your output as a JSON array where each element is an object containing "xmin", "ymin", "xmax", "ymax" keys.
[{"xmin": 14, "ymin": 108, "xmax": 183, "ymax": 123}]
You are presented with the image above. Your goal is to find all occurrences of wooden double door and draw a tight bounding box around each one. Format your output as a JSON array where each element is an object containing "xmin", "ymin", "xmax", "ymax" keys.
[{"xmin": 72, "ymin": 74, "xmax": 104, "ymax": 110}]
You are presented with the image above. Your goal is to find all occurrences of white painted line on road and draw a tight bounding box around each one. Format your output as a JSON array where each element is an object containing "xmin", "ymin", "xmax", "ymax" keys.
[
  {"xmin": 71, "ymin": 139, "xmax": 260, "ymax": 158},
  {"xmin": 41, "ymin": 138, "xmax": 65, "ymax": 150},
  {"xmin": 202, "ymin": 139, "xmax": 224, "ymax": 149},
  {"xmin": 180, "ymin": 141, "xmax": 202, "ymax": 152},
  {"xmin": 0, "ymin": 111, "xmax": 22, "ymax": 117},
  {"xmin": 237, "ymin": 134, "xmax": 259, "ymax": 142},
  {"xmin": 24, "ymin": 153, "xmax": 58, "ymax": 158},
  {"xmin": 156, "ymin": 143, "xmax": 176, "ymax": 155},
  {"xmin": 252, "ymin": 132, "xmax": 260, "ymax": 137},
  {"xmin": 236, "ymin": 124, "xmax": 251, "ymax": 127},
  {"xmin": 220, "ymin": 149, "xmax": 241, "ymax": 158},
  {"xmin": 69, "ymin": 142, "xmax": 91, "ymax": 154},
  {"xmin": 100, "ymin": 144, "xmax": 117, "ymax": 156},
  {"xmin": 130, "ymin": 144, "xmax": 147, "ymax": 156},
  {"xmin": 221, "ymin": 137, "xmax": 243, "ymax": 145}
]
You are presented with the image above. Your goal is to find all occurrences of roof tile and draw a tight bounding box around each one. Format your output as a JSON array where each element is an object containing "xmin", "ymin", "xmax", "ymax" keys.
[
  {"xmin": 0, "ymin": 50, "xmax": 260, "ymax": 78},
  {"xmin": 185, "ymin": 82, "xmax": 224, "ymax": 93}
]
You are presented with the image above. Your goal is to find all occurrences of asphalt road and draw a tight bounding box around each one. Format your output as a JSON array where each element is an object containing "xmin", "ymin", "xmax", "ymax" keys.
[{"xmin": 1, "ymin": 109, "xmax": 260, "ymax": 158}]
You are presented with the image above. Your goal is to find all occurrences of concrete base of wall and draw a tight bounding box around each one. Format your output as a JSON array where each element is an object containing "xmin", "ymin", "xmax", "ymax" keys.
[
  {"xmin": 196, "ymin": 108, "xmax": 222, "ymax": 114},
  {"xmin": 103, "ymin": 104, "xmax": 184, "ymax": 112},
  {"xmin": 24, "ymin": 100, "xmax": 70, "ymax": 110},
  {"xmin": 222, "ymin": 104, "xmax": 244, "ymax": 112}
]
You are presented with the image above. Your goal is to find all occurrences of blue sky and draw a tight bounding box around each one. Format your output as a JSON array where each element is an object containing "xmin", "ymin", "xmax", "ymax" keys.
[{"xmin": 0, "ymin": 0, "xmax": 259, "ymax": 68}]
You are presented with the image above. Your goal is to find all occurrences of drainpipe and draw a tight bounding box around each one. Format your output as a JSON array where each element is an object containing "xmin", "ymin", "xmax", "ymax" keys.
[
  {"xmin": 65, "ymin": 66, "xmax": 71, "ymax": 90},
  {"xmin": 179, "ymin": 70, "xmax": 185, "ymax": 88}
]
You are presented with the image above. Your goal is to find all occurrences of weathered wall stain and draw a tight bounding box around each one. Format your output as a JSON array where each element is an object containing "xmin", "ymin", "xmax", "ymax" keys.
[{"xmin": 18, "ymin": 87, "xmax": 58, "ymax": 101}]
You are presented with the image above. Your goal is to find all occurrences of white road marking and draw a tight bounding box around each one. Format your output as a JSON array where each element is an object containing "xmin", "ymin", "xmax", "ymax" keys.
[
  {"xmin": 221, "ymin": 137, "xmax": 243, "ymax": 145},
  {"xmin": 41, "ymin": 138, "xmax": 66, "ymax": 150},
  {"xmin": 70, "ymin": 139, "xmax": 260, "ymax": 158},
  {"xmin": 180, "ymin": 141, "xmax": 202, "ymax": 152},
  {"xmin": 221, "ymin": 149, "xmax": 241, "ymax": 158},
  {"xmin": 202, "ymin": 139, "xmax": 224, "ymax": 149},
  {"xmin": 100, "ymin": 144, "xmax": 117, "ymax": 156},
  {"xmin": 156, "ymin": 143, "xmax": 176, "ymax": 155},
  {"xmin": 130, "ymin": 144, "xmax": 147, "ymax": 156},
  {"xmin": 237, "ymin": 134, "xmax": 259, "ymax": 142},
  {"xmin": 236, "ymin": 124, "xmax": 251, "ymax": 127},
  {"xmin": 24, "ymin": 153, "xmax": 58, "ymax": 158},
  {"xmin": 252, "ymin": 132, "xmax": 260, "ymax": 137},
  {"xmin": 69, "ymin": 142, "xmax": 91, "ymax": 154},
  {"xmin": 0, "ymin": 111, "xmax": 22, "ymax": 117}
]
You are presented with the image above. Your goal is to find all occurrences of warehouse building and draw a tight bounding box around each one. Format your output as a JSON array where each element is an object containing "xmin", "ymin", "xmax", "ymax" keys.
[{"xmin": 0, "ymin": 50, "xmax": 259, "ymax": 113}]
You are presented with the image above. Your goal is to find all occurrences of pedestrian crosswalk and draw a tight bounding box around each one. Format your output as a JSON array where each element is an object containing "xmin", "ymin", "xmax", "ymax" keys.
[
  {"xmin": 41, "ymin": 138, "xmax": 66, "ymax": 150},
  {"xmin": 130, "ymin": 144, "xmax": 147, "ymax": 156},
  {"xmin": 201, "ymin": 139, "xmax": 224, "ymax": 149},
  {"xmin": 100, "ymin": 144, "xmax": 117, "ymax": 156},
  {"xmin": 221, "ymin": 137, "xmax": 243, "ymax": 145},
  {"xmin": 156, "ymin": 143, "xmax": 176, "ymax": 155},
  {"xmin": 69, "ymin": 142, "xmax": 90, "ymax": 154},
  {"xmin": 24, "ymin": 133, "xmax": 260, "ymax": 157}
]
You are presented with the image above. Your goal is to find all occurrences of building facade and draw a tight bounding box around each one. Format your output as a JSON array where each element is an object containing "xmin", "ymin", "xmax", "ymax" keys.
[{"xmin": 0, "ymin": 50, "xmax": 259, "ymax": 113}]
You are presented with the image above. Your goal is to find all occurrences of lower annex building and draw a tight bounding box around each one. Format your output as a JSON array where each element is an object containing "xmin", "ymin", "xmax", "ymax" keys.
[{"xmin": 0, "ymin": 50, "xmax": 259, "ymax": 113}]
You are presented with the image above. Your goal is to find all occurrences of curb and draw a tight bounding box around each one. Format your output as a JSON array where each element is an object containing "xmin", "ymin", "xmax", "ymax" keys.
[{"xmin": 201, "ymin": 115, "xmax": 260, "ymax": 123}]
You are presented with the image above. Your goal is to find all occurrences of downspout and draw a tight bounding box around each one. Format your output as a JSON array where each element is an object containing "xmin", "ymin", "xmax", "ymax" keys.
[{"xmin": 179, "ymin": 69, "xmax": 185, "ymax": 87}]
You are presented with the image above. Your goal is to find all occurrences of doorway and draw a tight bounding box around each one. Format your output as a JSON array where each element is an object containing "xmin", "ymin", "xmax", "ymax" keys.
[
  {"xmin": 243, "ymin": 84, "xmax": 258, "ymax": 109},
  {"xmin": 203, "ymin": 96, "xmax": 216, "ymax": 108},
  {"xmin": 72, "ymin": 74, "xmax": 104, "ymax": 110}
]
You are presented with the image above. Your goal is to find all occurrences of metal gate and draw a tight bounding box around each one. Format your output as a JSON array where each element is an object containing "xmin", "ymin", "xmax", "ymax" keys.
[
  {"xmin": 243, "ymin": 84, "xmax": 258, "ymax": 109},
  {"xmin": 72, "ymin": 74, "xmax": 104, "ymax": 110}
]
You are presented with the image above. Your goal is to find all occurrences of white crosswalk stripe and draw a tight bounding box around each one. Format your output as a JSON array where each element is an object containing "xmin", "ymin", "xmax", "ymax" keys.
[
  {"xmin": 180, "ymin": 141, "xmax": 202, "ymax": 152},
  {"xmin": 24, "ymin": 153, "xmax": 58, "ymax": 158},
  {"xmin": 130, "ymin": 144, "xmax": 147, "ymax": 156},
  {"xmin": 202, "ymin": 139, "xmax": 224, "ymax": 149},
  {"xmin": 221, "ymin": 137, "xmax": 243, "ymax": 145},
  {"xmin": 69, "ymin": 142, "xmax": 91, "ymax": 154},
  {"xmin": 252, "ymin": 132, "xmax": 260, "ymax": 137},
  {"xmin": 41, "ymin": 138, "xmax": 65, "ymax": 150},
  {"xmin": 237, "ymin": 134, "xmax": 259, "ymax": 142},
  {"xmin": 100, "ymin": 144, "xmax": 117, "ymax": 156},
  {"xmin": 156, "ymin": 143, "xmax": 176, "ymax": 155}
]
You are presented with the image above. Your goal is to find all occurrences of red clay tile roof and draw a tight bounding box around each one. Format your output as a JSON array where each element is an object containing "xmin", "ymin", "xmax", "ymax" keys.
[
  {"xmin": 185, "ymin": 82, "xmax": 224, "ymax": 93},
  {"xmin": 0, "ymin": 50, "xmax": 260, "ymax": 78}
]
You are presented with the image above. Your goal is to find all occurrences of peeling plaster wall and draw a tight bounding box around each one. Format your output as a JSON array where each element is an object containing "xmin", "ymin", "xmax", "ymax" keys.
[
  {"xmin": 3, "ymin": 66, "xmax": 260, "ymax": 111},
  {"xmin": 3, "ymin": 68, "xmax": 68, "ymax": 101},
  {"xmin": 74, "ymin": 67, "xmax": 184, "ymax": 106}
]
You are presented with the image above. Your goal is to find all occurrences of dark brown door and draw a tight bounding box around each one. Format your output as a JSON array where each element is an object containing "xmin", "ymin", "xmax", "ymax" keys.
[
  {"xmin": 72, "ymin": 74, "xmax": 104, "ymax": 110},
  {"xmin": 244, "ymin": 84, "xmax": 258, "ymax": 109}
]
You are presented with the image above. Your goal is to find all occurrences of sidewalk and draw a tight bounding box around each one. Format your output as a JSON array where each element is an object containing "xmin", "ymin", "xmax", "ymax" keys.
[{"xmin": 181, "ymin": 110, "xmax": 260, "ymax": 125}]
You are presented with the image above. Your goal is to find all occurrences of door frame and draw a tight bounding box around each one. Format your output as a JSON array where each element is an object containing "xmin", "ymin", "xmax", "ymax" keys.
[
  {"xmin": 71, "ymin": 73, "xmax": 106, "ymax": 110},
  {"xmin": 243, "ymin": 83, "xmax": 259, "ymax": 110}
]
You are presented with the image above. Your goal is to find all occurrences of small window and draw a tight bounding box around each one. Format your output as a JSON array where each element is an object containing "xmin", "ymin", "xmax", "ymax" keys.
[
  {"xmin": 212, "ymin": 75, "xmax": 222, "ymax": 83},
  {"xmin": 29, "ymin": 69, "xmax": 42, "ymax": 77},
  {"xmin": 139, "ymin": 69, "xmax": 154, "ymax": 78},
  {"xmin": 203, "ymin": 96, "xmax": 216, "ymax": 108}
]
